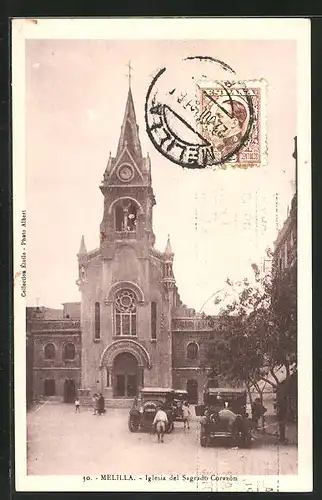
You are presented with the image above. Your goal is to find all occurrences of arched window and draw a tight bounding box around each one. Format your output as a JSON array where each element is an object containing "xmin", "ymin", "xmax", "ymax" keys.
[
  {"xmin": 114, "ymin": 289, "xmax": 137, "ymax": 336},
  {"xmin": 63, "ymin": 342, "xmax": 75, "ymax": 360},
  {"xmin": 187, "ymin": 342, "xmax": 199, "ymax": 360},
  {"xmin": 44, "ymin": 343, "xmax": 55, "ymax": 360},
  {"xmin": 94, "ymin": 302, "xmax": 100, "ymax": 340},
  {"xmin": 114, "ymin": 199, "xmax": 138, "ymax": 232},
  {"xmin": 151, "ymin": 301, "xmax": 157, "ymax": 340}
]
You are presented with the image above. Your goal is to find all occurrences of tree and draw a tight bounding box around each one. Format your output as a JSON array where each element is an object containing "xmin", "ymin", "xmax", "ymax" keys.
[{"xmin": 204, "ymin": 265, "xmax": 297, "ymax": 441}]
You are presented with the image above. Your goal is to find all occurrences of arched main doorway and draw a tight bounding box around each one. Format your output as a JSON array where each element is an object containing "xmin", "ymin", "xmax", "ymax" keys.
[
  {"xmin": 113, "ymin": 352, "xmax": 139, "ymax": 398},
  {"xmin": 64, "ymin": 379, "xmax": 76, "ymax": 403}
]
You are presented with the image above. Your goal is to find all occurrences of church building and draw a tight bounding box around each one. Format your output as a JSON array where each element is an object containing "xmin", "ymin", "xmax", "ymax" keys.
[
  {"xmin": 77, "ymin": 85, "xmax": 181, "ymax": 398},
  {"xmin": 27, "ymin": 87, "xmax": 222, "ymax": 406}
]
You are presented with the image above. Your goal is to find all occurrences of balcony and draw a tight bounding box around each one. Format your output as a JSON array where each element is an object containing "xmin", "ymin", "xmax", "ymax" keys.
[
  {"xmin": 27, "ymin": 319, "xmax": 80, "ymax": 333},
  {"xmin": 172, "ymin": 317, "xmax": 212, "ymax": 332},
  {"xmin": 115, "ymin": 230, "xmax": 136, "ymax": 240}
]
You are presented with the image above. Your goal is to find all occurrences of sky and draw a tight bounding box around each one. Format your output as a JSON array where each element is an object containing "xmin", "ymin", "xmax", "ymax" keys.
[{"xmin": 25, "ymin": 38, "xmax": 296, "ymax": 313}]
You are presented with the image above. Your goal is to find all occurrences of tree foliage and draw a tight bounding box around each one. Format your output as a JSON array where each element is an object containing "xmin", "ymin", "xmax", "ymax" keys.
[{"xmin": 204, "ymin": 265, "xmax": 297, "ymax": 395}]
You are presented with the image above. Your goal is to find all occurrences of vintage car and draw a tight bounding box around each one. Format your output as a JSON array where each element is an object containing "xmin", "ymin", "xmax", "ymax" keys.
[
  {"xmin": 128, "ymin": 387, "xmax": 175, "ymax": 433},
  {"xmin": 196, "ymin": 387, "xmax": 252, "ymax": 448},
  {"xmin": 173, "ymin": 389, "xmax": 189, "ymax": 421}
]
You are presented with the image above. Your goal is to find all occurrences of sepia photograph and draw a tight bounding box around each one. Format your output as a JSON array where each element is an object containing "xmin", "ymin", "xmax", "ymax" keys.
[{"xmin": 12, "ymin": 18, "xmax": 312, "ymax": 492}]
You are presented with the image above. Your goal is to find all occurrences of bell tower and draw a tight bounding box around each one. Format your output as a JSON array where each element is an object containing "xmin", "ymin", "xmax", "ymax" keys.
[
  {"xmin": 78, "ymin": 80, "xmax": 175, "ymax": 396},
  {"xmin": 99, "ymin": 87, "xmax": 156, "ymax": 257}
]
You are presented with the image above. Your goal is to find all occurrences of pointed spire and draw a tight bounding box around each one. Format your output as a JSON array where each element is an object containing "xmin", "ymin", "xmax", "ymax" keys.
[
  {"xmin": 165, "ymin": 234, "xmax": 173, "ymax": 256},
  {"xmin": 163, "ymin": 235, "xmax": 175, "ymax": 291},
  {"xmin": 116, "ymin": 87, "xmax": 142, "ymax": 159},
  {"xmin": 127, "ymin": 60, "xmax": 133, "ymax": 89},
  {"xmin": 78, "ymin": 235, "xmax": 87, "ymax": 256}
]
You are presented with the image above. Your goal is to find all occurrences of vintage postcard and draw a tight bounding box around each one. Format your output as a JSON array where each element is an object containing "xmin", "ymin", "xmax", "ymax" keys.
[{"xmin": 12, "ymin": 18, "xmax": 312, "ymax": 492}]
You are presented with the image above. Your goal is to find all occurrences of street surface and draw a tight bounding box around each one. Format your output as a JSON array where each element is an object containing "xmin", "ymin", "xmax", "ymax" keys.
[{"xmin": 27, "ymin": 402, "xmax": 297, "ymax": 476}]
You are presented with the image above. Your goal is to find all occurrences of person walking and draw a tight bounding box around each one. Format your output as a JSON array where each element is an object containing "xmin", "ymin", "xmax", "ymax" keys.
[
  {"xmin": 182, "ymin": 401, "xmax": 191, "ymax": 430},
  {"xmin": 75, "ymin": 398, "xmax": 80, "ymax": 413},
  {"xmin": 152, "ymin": 406, "xmax": 168, "ymax": 443},
  {"xmin": 251, "ymin": 398, "xmax": 267, "ymax": 430},
  {"xmin": 97, "ymin": 393, "xmax": 105, "ymax": 415},
  {"xmin": 92, "ymin": 393, "xmax": 98, "ymax": 415}
]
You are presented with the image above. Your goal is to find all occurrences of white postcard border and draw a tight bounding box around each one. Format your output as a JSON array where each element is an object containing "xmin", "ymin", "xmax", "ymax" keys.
[{"xmin": 12, "ymin": 17, "xmax": 312, "ymax": 492}]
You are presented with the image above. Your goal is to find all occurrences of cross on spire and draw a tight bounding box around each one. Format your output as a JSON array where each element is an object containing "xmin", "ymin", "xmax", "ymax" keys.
[{"xmin": 126, "ymin": 60, "xmax": 133, "ymax": 88}]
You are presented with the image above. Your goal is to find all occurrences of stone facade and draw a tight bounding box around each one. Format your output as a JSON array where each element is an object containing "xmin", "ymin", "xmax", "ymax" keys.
[
  {"xmin": 171, "ymin": 312, "xmax": 233, "ymax": 401},
  {"xmin": 273, "ymin": 193, "xmax": 297, "ymax": 278},
  {"xmin": 26, "ymin": 309, "xmax": 81, "ymax": 402}
]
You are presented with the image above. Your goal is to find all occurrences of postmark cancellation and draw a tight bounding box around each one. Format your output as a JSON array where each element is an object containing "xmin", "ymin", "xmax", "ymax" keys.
[{"xmin": 145, "ymin": 58, "xmax": 267, "ymax": 170}]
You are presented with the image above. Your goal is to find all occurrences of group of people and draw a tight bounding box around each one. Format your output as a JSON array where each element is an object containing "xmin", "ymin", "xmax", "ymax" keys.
[
  {"xmin": 74, "ymin": 393, "xmax": 106, "ymax": 414},
  {"xmin": 202, "ymin": 401, "xmax": 250, "ymax": 439},
  {"xmin": 92, "ymin": 393, "xmax": 105, "ymax": 415},
  {"xmin": 202, "ymin": 398, "xmax": 267, "ymax": 440}
]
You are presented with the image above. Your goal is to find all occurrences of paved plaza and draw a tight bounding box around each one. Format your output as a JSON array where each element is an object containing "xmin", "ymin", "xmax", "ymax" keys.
[{"xmin": 27, "ymin": 402, "xmax": 298, "ymax": 477}]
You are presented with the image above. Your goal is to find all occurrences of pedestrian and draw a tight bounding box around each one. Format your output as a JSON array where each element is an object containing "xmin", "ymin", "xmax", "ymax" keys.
[
  {"xmin": 75, "ymin": 398, "xmax": 80, "ymax": 413},
  {"xmin": 182, "ymin": 401, "xmax": 191, "ymax": 430},
  {"xmin": 152, "ymin": 405, "xmax": 168, "ymax": 443},
  {"xmin": 92, "ymin": 393, "xmax": 98, "ymax": 415},
  {"xmin": 276, "ymin": 395, "xmax": 288, "ymax": 444},
  {"xmin": 251, "ymin": 398, "xmax": 267, "ymax": 429},
  {"xmin": 97, "ymin": 393, "xmax": 105, "ymax": 415},
  {"xmin": 218, "ymin": 401, "xmax": 248, "ymax": 440},
  {"xmin": 218, "ymin": 401, "xmax": 237, "ymax": 429}
]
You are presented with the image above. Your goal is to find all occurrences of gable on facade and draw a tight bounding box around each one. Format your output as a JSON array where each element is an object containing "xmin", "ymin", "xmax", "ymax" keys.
[{"xmin": 108, "ymin": 147, "xmax": 144, "ymax": 186}]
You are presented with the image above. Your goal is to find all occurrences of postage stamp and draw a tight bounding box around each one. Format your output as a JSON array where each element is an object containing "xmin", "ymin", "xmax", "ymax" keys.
[
  {"xmin": 12, "ymin": 18, "xmax": 311, "ymax": 494},
  {"xmin": 145, "ymin": 56, "xmax": 267, "ymax": 169},
  {"xmin": 196, "ymin": 79, "xmax": 267, "ymax": 168}
]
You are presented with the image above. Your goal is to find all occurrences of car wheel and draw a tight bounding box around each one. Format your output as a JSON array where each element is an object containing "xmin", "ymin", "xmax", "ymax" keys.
[
  {"xmin": 200, "ymin": 434, "xmax": 208, "ymax": 447},
  {"xmin": 128, "ymin": 417, "xmax": 139, "ymax": 433}
]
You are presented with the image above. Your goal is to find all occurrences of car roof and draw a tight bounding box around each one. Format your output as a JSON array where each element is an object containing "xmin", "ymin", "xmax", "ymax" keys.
[
  {"xmin": 140, "ymin": 387, "xmax": 175, "ymax": 394},
  {"xmin": 206, "ymin": 388, "xmax": 246, "ymax": 394}
]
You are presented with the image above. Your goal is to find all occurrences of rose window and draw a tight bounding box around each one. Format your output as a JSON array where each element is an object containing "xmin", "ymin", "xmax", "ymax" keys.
[
  {"xmin": 115, "ymin": 289, "xmax": 136, "ymax": 312},
  {"xmin": 114, "ymin": 289, "xmax": 137, "ymax": 336}
]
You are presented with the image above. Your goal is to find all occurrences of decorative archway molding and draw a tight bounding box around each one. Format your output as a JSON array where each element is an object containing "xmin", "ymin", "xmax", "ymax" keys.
[
  {"xmin": 108, "ymin": 196, "xmax": 144, "ymax": 215},
  {"xmin": 105, "ymin": 280, "xmax": 145, "ymax": 305},
  {"xmin": 186, "ymin": 341, "xmax": 199, "ymax": 360},
  {"xmin": 99, "ymin": 339, "xmax": 152, "ymax": 370}
]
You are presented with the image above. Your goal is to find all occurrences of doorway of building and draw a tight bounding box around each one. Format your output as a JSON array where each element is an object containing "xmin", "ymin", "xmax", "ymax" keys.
[
  {"xmin": 64, "ymin": 379, "xmax": 76, "ymax": 403},
  {"xmin": 187, "ymin": 379, "xmax": 198, "ymax": 404},
  {"xmin": 113, "ymin": 352, "xmax": 139, "ymax": 398},
  {"xmin": 44, "ymin": 378, "xmax": 56, "ymax": 396}
]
